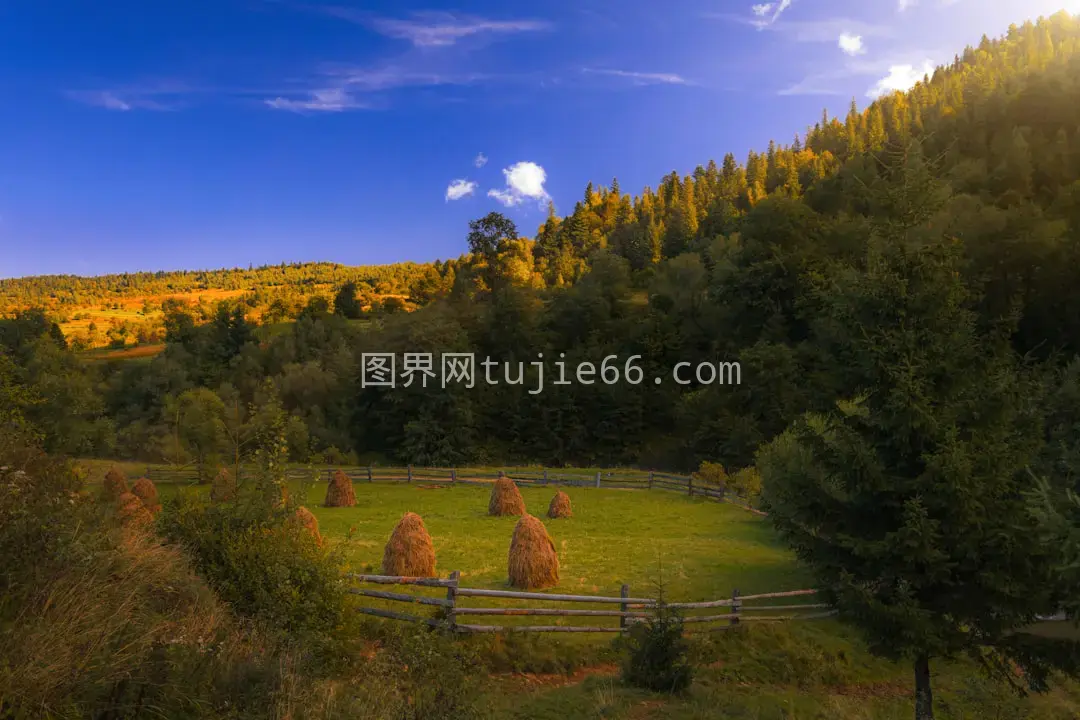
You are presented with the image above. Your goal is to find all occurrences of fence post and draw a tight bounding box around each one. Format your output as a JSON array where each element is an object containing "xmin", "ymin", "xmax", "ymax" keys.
[
  {"xmin": 367, "ymin": 464, "xmax": 373, "ymax": 483},
  {"xmin": 451, "ymin": 467, "xmax": 457, "ymax": 484},
  {"xmin": 445, "ymin": 570, "xmax": 460, "ymax": 631},
  {"xmin": 543, "ymin": 468, "xmax": 548, "ymax": 485},
  {"xmin": 730, "ymin": 588, "xmax": 741, "ymax": 627},
  {"xmin": 595, "ymin": 471, "xmax": 601, "ymax": 489},
  {"xmin": 620, "ymin": 584, "xmax": 630, "ymax": 630},
  {"xmin": 648, "ymin": 471, "xmax": 654, "ymax": 490},
  {"xmin": 407, "ymin": 465, "xmax": 413, "ymax": 483},
  {"xmin": 688, "ymin": 474, "xmax": 694, "ymax": 497}
]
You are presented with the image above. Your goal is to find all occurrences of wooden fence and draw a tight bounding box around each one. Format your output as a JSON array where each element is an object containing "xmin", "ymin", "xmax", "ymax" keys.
[
  {"xmin": 344, "ymin": 573, "xmax": 834, "ymax": 634},
  {"xmin": 146, "ymin": 465, "xmax": 766, "ymax": 515}
]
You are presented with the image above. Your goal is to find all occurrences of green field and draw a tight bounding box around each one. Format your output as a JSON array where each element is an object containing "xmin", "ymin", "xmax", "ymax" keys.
[
  {"xmin": 86, "ymin": 465, "xmax": 1080, "ymax": 717},
  {"xmin": 158, "ymin": 479, "xmax": 805, "ymax": 603}
]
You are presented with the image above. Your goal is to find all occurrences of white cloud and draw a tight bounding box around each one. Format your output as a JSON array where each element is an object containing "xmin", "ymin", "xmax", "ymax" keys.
[
  {"xmin": 750, "ymin": 0, "xmax": 792, "ymax": 28},
  {"xmin": 474, "ymin": 152, "xmax": 488, "ymax": 168},
  {"xmin": 262, "ymin": 67, "xmax": 487, "ymax": 113},
  {"xmin": 264, "ymin": 87, "xmax": 365, "ymax": 113},
  {"xmin": 445, "ymin": 179, "xmax": 478, "ymax": 201},
  {"xmin": 361, "ymin": 12, "xmax": 551, "ymax": 47},
  {"xmin": 867, "ymin": 61, "xmax": 934, "ymax": 97},
  {"xmin": 898, "ymin": 0, "xmax": 916, "ymax": 9},
  {"xmin": 487, "ymin": 162, "xmax": 550, "ymax": 208},
  {"xmin": 838, "ymin": 33, "xmax": 865, "ymax": 56},
  {"xmin": 581, "ymin": 68, "xmax": 693, "ymax": 86},
  {"xmin": 66, "ymin": 90, "xmax": 174, "ymax": 111}
]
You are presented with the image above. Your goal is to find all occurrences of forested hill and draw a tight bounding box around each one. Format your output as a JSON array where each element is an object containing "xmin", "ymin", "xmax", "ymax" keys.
[
  {"xmin": 530, "ymin": 10, "xmax": 1080, "ymax": 284},
  {"xmin": 0, "ymin": 262, "xmax": 428, "ymax": 311},
  {"xmin": 6, "ymin": 11, "xmax": 1080, "ymax": 351},
  {"xmin": 3, "ymin": 12, "xmax": 1080, "ymax": 476}
]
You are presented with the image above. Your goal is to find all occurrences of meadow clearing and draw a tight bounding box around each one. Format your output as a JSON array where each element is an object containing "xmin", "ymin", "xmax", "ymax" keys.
[
  {"xmin": 137, "ymin": 469, "xmax": 1080, "ymax": 718},
  {"xmin": 158, "ymin": 478, "xmax": 805, "ymax": 600}
]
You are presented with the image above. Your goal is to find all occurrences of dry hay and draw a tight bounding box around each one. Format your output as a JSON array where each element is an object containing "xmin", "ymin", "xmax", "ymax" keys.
[
  {"xmin": 324, "ymin": 469, "xmax": 356, "ymax": 507},
  {"xmin": 103, "ymin": 467, "xmax": 128, "ymax": 498},
  {"xmin": 381, "ymin": 512, "xmax": 436, "ymax": 577},
  {"xmin": 508, "ymin": 514, "xmax": 559, "ymax": 590},
  {"xmin": 130, "ymin": 477, "xmax": 161, "ymax": 514},
  {"xmin": 546, "ymin": 490, "xmax": 573, "ymax": 519},
  {"xmin": 488, "ymin": 477, "xmax": 526, "ymax": 516},
  {"xmin": 291, "ymin": 506, "xmax": 323, "ymax": 546},
  {"xmin": 210, "ymin": 468, "xmax": 237, "ymax": 503},
  {"xmin": 116, "ymin": 491, "xmax": 153, "ymax": 528}
]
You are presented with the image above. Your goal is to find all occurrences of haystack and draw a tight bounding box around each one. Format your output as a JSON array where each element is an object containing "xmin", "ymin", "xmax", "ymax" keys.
[
  {"xmin": 508, "ymin": 514, "xmax": 559, "ymax": 590},
  {"xmin": 210, "ymin": 468, "xmax": 237, "ymax": 503},
  {"xmin": 488, "ymin": 476, "xmax": 526, "ymax": 516},
  {"xmin": 381, "ymin": 512, "xmax": 436, "ymax": 577},
  {"xmin": 546, "ymin": 491, "xmax": 572, "ymax": 519},
  {"xmin": 324, "ymin": 469, "xmax": 356, "ymax": 507},
  {"xmin": 103, "ymin": 467, "xmax": 128, "ymax": 498},
  {"xmin": 292, "ymin": 506, "xmax": 323, "ymax": 546},
  {"xmin": 116, "ymin": 491, "xmax": 153, "ymax": 528},
  {"xmin": 131, "ymin": 477, "xmax": 161, "ymax": 514}
]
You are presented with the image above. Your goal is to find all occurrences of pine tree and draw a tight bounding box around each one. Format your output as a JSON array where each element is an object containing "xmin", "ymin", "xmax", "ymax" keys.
[{"xmin": 759, "ymin": 150, "xmax": 1080, "ymax": 720}]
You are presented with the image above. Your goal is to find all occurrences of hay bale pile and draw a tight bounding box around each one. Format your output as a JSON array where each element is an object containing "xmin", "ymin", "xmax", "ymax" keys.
[
  {"xmin": 292, "ymin": 506, "xmax": 323, "ymax": 546},
  {"xmin": 488, "ymin": 476, "xmax": 526, "ymax": 516},
  {"xmin": 210, "ymin": 468, "xmax": 237, "ymax": 503},
  {"xmin": 508, "ymin": 514, "xmax": 560, "ymax": 590},
  {"xmin": 546, "ymin": 491, "xmax": 572, "ymax": 519},
  {"xmin": 131, "ymin": 477, "xmax": 161, "ymax": 514},
  {"xmin": 324, "ymin": 469, "xmax": 356, "ymax": 507},
  {"xmin": 103, "ymin": 467, "xmax": 128, "ymax": 498},
  {"xmin": 381, "ymin": 512, "xmax": 436, "ymax": 577},
  {"xmin": 116, "ymin": 491, "xmax": 153, "ymax": 528}
]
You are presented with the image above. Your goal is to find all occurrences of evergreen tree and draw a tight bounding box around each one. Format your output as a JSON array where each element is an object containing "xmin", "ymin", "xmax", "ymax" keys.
[
  {"xmin": 333, "ymin": 281, "xmax": 362, "ymax": 319},
  {"xmin": 758, "ymin": 153, "xmax": 1080, "ymax": 719}
]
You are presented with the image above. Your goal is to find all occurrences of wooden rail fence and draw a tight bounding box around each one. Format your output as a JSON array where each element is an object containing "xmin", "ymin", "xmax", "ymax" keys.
[
  {"xmin": 146, "ymin": 465, "xmax": 767, "ymax": 515},
  {"xmin": 344, "ymin": 573, "xmax": 834, "ymax": 634}
]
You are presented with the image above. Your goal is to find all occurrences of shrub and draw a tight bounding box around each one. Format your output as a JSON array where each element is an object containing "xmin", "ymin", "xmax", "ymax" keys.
[
  {"xmin": 729, "ymin": 465, "xmax": 763, "ymax": 499},
  {"xmin": 693, "ymin": 460, "xmax": 728, "ymax": 488},
  {"xmin": 157, "ymin": 492, "xmax": 346, "ymax": 638},
  {"xmin": 621, "ymin": 596, "xmax": 693, "ymax": 693},
  {"xmin": 0, "ymin": 443, "xmax": 292, "ymax": 720},
  {"xmin": 380, "ymin": 626, "xmax": 485, "ymax": 720}
]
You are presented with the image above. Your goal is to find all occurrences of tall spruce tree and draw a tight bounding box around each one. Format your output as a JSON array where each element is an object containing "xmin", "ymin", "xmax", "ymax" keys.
[{"xmin": 757, "ymin": 146, "xmax": 1080, "ymax": 719}]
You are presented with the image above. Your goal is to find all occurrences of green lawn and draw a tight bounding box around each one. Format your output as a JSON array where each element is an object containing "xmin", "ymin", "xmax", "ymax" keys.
[
  {"xmin": 157, "ymin": 479, "xmax": 806, "ymax": 603},
  {"xmin": 114, "ymin": 467, "xmax": 1080, "ymax": 718}
]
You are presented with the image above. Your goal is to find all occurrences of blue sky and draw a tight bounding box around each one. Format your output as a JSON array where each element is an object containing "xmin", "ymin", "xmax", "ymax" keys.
[{"xmin": 1, "ymin": 0, "xmax": 1077, "ymax": 278}]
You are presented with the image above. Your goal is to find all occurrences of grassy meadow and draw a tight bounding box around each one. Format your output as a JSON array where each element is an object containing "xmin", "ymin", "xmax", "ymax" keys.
[{"xmin": 71, "ymin": 462, "xmax": 1080, "ymax": 718}]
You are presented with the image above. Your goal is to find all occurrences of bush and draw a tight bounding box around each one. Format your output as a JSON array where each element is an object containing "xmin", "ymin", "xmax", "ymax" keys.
[
  {"xmin": 157, "ymin": 491, "xmax": 347, "ymax": 639},
  {"xmin": 621, "ymin": 598, "xmax": 694, "ymax": 693},
  {"xmin": 380, "ymin": 627, "xmax": 486, "ymax": 720},
  {"xmin": 729, "ymin": 465, "xmax": 763, "ymax": 499},
  {"xmin": 0, "ymin": 442, "xmax": 292, "ymax": 720},
  {"xmin": 693, "ymin": 460, "xmax": 728, "ymax": 488}
]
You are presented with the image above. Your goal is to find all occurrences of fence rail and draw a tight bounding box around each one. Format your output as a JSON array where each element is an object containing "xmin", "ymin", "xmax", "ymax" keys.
[
  {"xmin": 145, "ymin": 464, "xmax": 766, "ymax": 514},
  {"xmin": 344, "ymin": 573, "xmax": 833, "ymax": 635}
]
